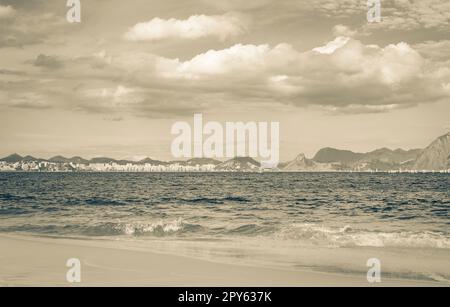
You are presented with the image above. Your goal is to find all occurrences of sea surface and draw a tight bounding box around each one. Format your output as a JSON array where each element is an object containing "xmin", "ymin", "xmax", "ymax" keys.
[{"xmin": 0, "ymin": 173, "xmax": 449, "ymax": 283}]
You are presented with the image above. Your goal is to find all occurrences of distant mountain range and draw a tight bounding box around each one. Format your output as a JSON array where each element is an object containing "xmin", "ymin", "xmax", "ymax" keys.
[
  {"xmin": 313, "ymin": 147, "xmax": 422, "ymax": 165},
  {"xmin": 1, "ymin": 155, "xmax": 167, "ymax": 166},
  {"xmin": 1, "ymin": 133, "xmax": 449, "ymax": 172},
  {"xmin": 281, "ymin": 133, "xmax": 449, "ymax": 172},
  {"xmin": 280, "ymin": 154, "xmax": 333, "ymax": 171}
]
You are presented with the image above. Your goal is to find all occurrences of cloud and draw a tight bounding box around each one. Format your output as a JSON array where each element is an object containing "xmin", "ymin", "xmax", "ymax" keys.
[
  {"xmin": 0, "ymin": 4, "xmax": 68, "ymax": 48},
  {"xmin": 33, "ymin": 54, "xmax": 63, "ymax": 69},
  {"xmin": 0, "ymin": 69, "xmax": 26, "ymax": 76},
  {"xmin": 413, "ymin": 40, "xmax": 450, "ymax": 60},
  {"xmin": 301, "ymin": 0, "xmax": 365, "ymax": 18},
  {"xmin": 313, "ymin": 37, "xmax": 350, "ymax": 54},
  {"xmin": 332, "ymin": 25, "xmax": 357, "ymax": 37},
  {"xmin": 9, "ymin": 93, "xmax": 51, "ymax": 109},
  {"xmin": 254, "ymin": 0, "xmax": 449, "ymax": 33},
  {"xmin": 172, "ymin": 44, "xmax": 278, "ymax": 77},
  {"xmin": 0, "ymin": 5, "xmax": 15, "ymax": 18},
  {"xmin": 148, "ymin": 38, "xmax": 447, "ymax": 112},
  {"xmin": 320, "ymin": 104, "xmax": 408, "ymax": 115},
  {"xmin": 124, "ymin": 12, "xmax": 249, "ymax": 42},
  {"xmin": 363, "ymin": 0, "xmax": 450, "ymax": 31},
  {"xmin": 81, "ymin": 86, "xmax": 138, "ymax": 109},
  {"xmin": 201, "ymin": 0, "xmax": 273, "ymax": 11},
  {"xmin": 3, "ymin": 36, "xmax": 449, "ymax": 117},
  {"xmin": 76, "ymin": 86, "xmax": 203, "ymax": 118},
  {"xmin": 298, "ymin": 0, "xmax": 450, "ymax": 30}
]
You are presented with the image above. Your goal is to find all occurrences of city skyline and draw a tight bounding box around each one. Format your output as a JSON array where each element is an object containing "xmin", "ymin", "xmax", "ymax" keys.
[{"xmin": 1, "ymin": 132, "xmax": 448, "ymax": 173}]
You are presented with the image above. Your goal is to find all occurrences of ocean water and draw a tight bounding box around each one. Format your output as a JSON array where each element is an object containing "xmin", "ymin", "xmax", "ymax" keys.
[{"xmin": 0, "ymin": 173, "xmax": 449, "ymax": 283}]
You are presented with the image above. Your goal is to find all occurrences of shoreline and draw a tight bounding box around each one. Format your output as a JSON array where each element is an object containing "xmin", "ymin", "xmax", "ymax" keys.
[
  {"xmin": 1, "ymin": 171, "xmax": 449, "ymax": 173},
  {"xmin": 0, "ymin": 234, "xmax": 444, "ymax": 287}
]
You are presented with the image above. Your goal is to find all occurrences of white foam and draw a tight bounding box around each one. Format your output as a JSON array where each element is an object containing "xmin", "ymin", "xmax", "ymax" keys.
[
  {"xmin": 120, "ymin": 219, "xmax": 183, "ymax": 235},
  {"xmin": 277, "ymin": 223, "xmax": 450, "ymax": 249}
]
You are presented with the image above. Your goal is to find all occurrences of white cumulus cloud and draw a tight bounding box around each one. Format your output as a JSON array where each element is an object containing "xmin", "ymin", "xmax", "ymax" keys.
[
  {"xmin": 124, "ymin": 12, "xmax": 249, "ymax": 42},
  {"xmin": 313, "ymin": 37, "xmax": 350, "ymax": 54},
  {"xmin": 6, "ymin": 37, "xmax": 449, "ymax": 117}
]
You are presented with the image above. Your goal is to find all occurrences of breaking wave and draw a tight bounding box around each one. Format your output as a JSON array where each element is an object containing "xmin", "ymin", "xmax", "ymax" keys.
[
  {"xmin": 118, "ymin": 219, "xmax": 185, "ymax": 236},
  {"xmin": 276, "ymin": 223, "xmax": 450, "ymax": 249},
  {"xmin": 0, "ymin": 219, "xmax": 202, "ymax": 237}
]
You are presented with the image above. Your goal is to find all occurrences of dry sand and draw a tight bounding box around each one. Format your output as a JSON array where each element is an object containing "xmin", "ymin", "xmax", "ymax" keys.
[{"xmin": 0, "ymin": 234, "xmax": 443, "ymax": 287}]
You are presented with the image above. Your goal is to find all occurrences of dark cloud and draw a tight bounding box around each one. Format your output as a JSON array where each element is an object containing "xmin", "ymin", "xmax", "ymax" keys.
[
  {"xmin": 0, "ymin": 30, "xmax": 44, "ymax": 48},
  {"xmin": 0, "ymin": 69, "xmax": 27, "ymax": 76},
  {"xmin": 2, "ymin": 37, "xmax": 449, "ymax": 117},
  {"xmin": 0, "ymin": 1, "xmax": 69, "ymax": 48},
  {"xmin": 33, "ymin": 54, "xmax": 63, "ymax": 69},
  {"xmin": 0, "ymin": 0, "xmax": 48, "ymax": 10}
]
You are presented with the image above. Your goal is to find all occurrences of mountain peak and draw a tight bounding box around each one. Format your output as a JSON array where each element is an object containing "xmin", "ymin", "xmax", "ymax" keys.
[
  {"xmin": 49, "ymin": 156, "xmax": 69, "ymax": 163},
  {"xmin": 1, "ymin": 153, "xmax": 24, "ymax": 163},
  {"xmin": 215, "ymin": 157, "xmax": 261, "ymax": 171},
  {"xmin": 186, "ymin": 158, "xmax": 221, "ymax": 166},
  {"xmin": 413, "ymin": 133, "xmax": 450, "ymax": 170},
  {"xmin": 313, "ymin": 147, "xmax": 363, "ymax": 164},
  {"xmin": 283, "ymin": 153, "xmax": 319, "ymax": 171},
  {"xmin": 295, "ymin": 153, "xmax": 307, "ymax": 161},
  {"xmin": 22, "ymin": 155, "xmax": 38, "ymax": 162},
  {"xmin": 440, "ymin": 132, "xmax": 450, "ymax": 140}
]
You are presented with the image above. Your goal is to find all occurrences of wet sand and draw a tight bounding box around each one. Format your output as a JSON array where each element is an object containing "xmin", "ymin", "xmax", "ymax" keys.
[{"xmin": 0, "ymin": 234, "xmax": 444, "ymax": 287}]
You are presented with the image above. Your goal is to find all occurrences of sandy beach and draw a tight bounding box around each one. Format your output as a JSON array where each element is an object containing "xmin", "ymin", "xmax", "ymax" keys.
[{"xmin": 0, "ymin": 234, "xmax": 443, "ymax": 287}]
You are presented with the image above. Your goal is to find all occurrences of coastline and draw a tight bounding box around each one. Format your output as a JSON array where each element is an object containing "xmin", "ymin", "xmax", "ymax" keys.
[
  {"xmin": 0, "ymin": 234, "xmax": 444, "ymax": 287},
  {"xmin": 0, "ymin": 170, "xmax": 449, "ymax": 173}
]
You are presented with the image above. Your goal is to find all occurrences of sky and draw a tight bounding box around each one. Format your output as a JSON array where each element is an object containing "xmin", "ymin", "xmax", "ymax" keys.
[{"xmin": 0, "ymin": 0, "xmax": 449, "ymax": 161}]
